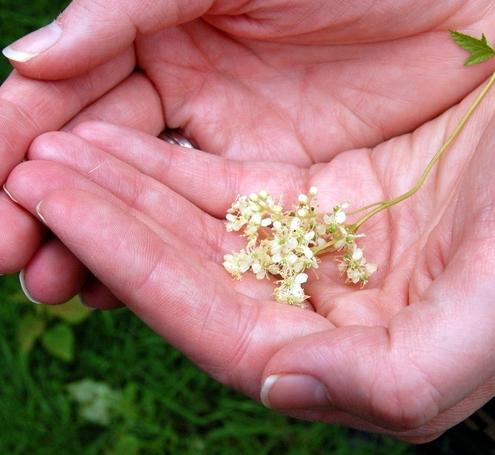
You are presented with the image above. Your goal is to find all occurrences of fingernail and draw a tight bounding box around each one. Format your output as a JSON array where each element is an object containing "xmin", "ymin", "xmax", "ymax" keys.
[
  {"xmin": 3, "ymin": 184, "xmax": 18, "ymax": 203},
  {"xmin": 36, "ymin": 201, "xmax": 47, "ymax": 224},
  {"xmin": 260, "ymin": 374, "xmax": 331, "ymax": 409},
  {"xmin": 19, "ymin": 270, "xmax": 42, "ymax": 305},
  {"xmin": 2, "ymin": 21, "xmax": 62, "ymax": 63}
]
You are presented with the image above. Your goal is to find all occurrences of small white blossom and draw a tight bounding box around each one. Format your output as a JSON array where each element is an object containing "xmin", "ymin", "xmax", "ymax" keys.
[
  {"xmin": 251, "ymin": 213, "xmax": 262, "ymax": 225},
  {"xmin": 290, "ymin": 217, "xmax": 301, "ymax": 231},
  {"xmin": 302, "ymin": 246, "xmax": 314, "ymax": 258},
  {"xmin": 223, "ymin": 252, "xmax": 252, "ymax": 279},
  {"xmin": 223, "ymin": 188, "xmax": 376, "ymax": 304},
  {"xmin": 287, "ymin": 236, "xmax": 299, "ymax": 249},
  {"xmin": 304, "ymin": 231, "xmax": 315, "ymax": 241},
  {"xmin": 352, "ymin": 247, "xmax": 363, "ymax": 261},
  {"xmin": 338, "ymin": 246, "xmax": 377, "ymax": 286},
  {"xmin": 295, "ymin": 273, "xmax": 308, "ymax": 284}
]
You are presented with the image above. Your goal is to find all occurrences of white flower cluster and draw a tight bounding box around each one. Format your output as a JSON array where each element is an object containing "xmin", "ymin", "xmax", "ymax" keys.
[{"xmin": 223, "ymin": 187, "xmax": 376, "ymax": 305}]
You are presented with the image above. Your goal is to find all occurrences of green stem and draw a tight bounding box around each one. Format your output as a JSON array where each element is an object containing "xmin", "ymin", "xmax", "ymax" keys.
[
  {"xmin": 312, "ymin": 238, "xmax": 338, "ymax": 256},
  {"xmin": 351, "ymin": 71, "xmax": 495, "ymax": 231}
]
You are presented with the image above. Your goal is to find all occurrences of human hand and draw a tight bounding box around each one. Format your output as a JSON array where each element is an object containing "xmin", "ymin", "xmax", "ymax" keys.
[
  {"xmin": 0, "ymin": 53, "xmax": 165, "ymax": 305},
  {"xmin": 5, "ymin": 68, "xmax": 495, "ymax": 441},
  {"xmin": 3, "ymin": 1, "xmax": 495, "ymax": 306}
]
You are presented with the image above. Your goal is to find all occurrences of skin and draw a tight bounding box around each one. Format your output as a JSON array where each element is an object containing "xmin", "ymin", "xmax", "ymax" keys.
[
  {"xmin": 6, "ymin": 80, "xmax": 495, "ymax": 440},
  {"xmin": 1, "ymin": 0, "xmax": 495, "ymax": 442},
  {"xmin": 3, "ymin": 0, "xmax": 495, "ymax": 304}
]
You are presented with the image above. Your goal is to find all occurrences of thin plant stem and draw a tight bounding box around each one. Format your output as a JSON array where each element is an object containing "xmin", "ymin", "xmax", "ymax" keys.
[
  {"xmin": 349, "ymin": 71, "xmax": 495, "ymax": 231},
  {"xmin": 312, "ymin": 238, "xmax": 338, "ymax": 256}
]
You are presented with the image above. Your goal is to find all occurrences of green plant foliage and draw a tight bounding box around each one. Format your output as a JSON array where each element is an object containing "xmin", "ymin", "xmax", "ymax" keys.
[
  {"xmin": 0, "ymin": 274, "xmax": 415, "ymax": 454},
  {"xmin": 45, "ymin": 297, "xmax": 92, "ymax": 324},
  {"xmin": 16, "ymin": 313, "xmax": 45, "ymax": 353},
  {"xmin": 449, "ymin": 30, "xmax": 495, "ymax": 65},
  {"xmin": 108, "ymin": 434, "xmax": 140, "ymax": 455},
  {"xmin": 41, "ymin": 322, "xmax": 74, "ymax": 362},
  {"xmin": 14, "ymin": 297, "xmax": 91, "ymax": 359}
]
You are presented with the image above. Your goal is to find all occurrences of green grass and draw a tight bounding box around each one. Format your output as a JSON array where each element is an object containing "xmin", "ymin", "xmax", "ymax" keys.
[
  {"xmin": 0, "ymin": 0, "xmax": 70, "ymax": 79},
  {"xmin": 0, "ymin": 1, "xmax": 415, "ymax": 453},
  {"xmin": 0, "ymin": 275, "xmax": 413, "ymax": 454}
]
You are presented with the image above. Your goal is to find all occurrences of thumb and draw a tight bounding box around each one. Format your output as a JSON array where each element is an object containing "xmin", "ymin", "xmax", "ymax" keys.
[
  {"xmin": 259, "ymin": 325, "xmax": 434, "ymax": 431},
  {"xmin": 261, "ymin": 276, "xmax": 495, "ymax": 432},
  {"xmin": 2, "ymin": 0, "xmax": 214, "ymax": 80}
]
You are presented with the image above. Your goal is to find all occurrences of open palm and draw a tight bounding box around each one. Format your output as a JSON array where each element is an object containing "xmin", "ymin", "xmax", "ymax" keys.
[
  {"xmin": 6, "ymin": 66, "xmax": 495, "ymax": 441},
  {"xmin": 130, "ymin": 0, "xmax": 495, "ymax": 166},
  {"xmin": 8, "ymin": 0, "xmax": 495, "ymax": 306}
]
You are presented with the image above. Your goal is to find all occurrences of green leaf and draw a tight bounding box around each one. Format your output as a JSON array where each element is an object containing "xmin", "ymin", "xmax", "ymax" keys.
[
  {"xmin": 449, "ymin": 30, "xmax": 495, "ymax": 65},
  {"xmin": 16, "ymin": 314, "xmax": 45, "ymax": 353},
  {"xmin": 41, "ymin": 323, "xmax": 74, "ymax": 362},
  {"xmin": 109, "ymin": 434, "xmax": 140, "ymax": 455},
  {"xmin": 44, "ymin": 296, "xmax": 92, "ymax": 324},
  {"xmin": 67, "ymin": 379, "xmax": 123, "ymax": 426}
]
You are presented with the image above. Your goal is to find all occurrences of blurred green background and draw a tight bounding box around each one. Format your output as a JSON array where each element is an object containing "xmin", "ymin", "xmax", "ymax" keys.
[{"xmin": 0, "ymin": 2, "xmax": 445, "ymax": 454}]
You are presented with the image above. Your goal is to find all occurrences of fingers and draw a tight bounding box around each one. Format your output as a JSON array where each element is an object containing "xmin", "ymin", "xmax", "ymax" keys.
[
  {"xmin": 20, "ymin": 238, "xmax": 87, "ymax": 305},
  {"xmin": 63, "ymin": 73, "xmax": 164, "ymax": 134},
  {"xmin": 2, "ymin": 0, "xmax": 213, "ymax": 80},
  {"xmin": 26, "ymin": 132, "xmax": 276, "ymax": 301},
  {"xmin": 0, "ymin": 49, "xmax": 134, "ymax": 183},
  {"xmin": 0, "ymin": 49, "xmax": 133, "ymax": 275},
  {"xmin": 31, "ymin": 72, "xmax": 163, "ymax": 307},
  {"xmin": 80, "ymin": 278, "xmax": 123, "ymax": 310},
  {"xmin": 5, "ymin": 158, "xmax": 210, "ymax": 304},
  {"xmin": 261, "ymin": 326, "xmax": 432, "ymax": 431},
  {"xmin": 262, "ymin": 256, "xmax": 495, "ymax": 433},
  {"xmin": 0, "ymin": 68, "xmax": 160, "ymax": 304},
  {"xmin": 7, "ymin": 156, "xmax": 331, "ymax": 396},
  {"xmin": 26, "ymin": 133, "xmax": 236, "ymax": 260},
  {"xmin": 73, "ymin": 122, "xmax": 308, "ymax": 218},
  {"xmin": 0, "ymin": 192, "xmax": 44, "ymax": 274},
  {"xmin": 21, "ymin": 187, "xmax": 330, "ymax": 397}
]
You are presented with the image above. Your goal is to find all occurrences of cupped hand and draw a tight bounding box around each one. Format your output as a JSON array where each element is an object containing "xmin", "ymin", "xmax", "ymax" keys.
[
  {"xmin": 2, "ymin": 1, "xmax": 495, "ymax": 305},
  {"xmin": 5, "ymin": 71, "xmax": 495, "ymax": 441}
]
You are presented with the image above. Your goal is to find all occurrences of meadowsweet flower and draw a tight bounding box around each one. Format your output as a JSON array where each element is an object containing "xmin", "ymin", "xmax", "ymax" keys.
[
  {"xmin": 223, "ymin": 188, "xmax": 376, "ymax": 305},
  {"xmin": 274, "ymin": 273, "xmax": 308, "ymax": 305},
  {"xmin": 223, "ymin": 251, "xmax": 252, "ymax": 279},
  {"xmin": 338, "ymin": 246, "xmax": 377, "ymax": 285}
]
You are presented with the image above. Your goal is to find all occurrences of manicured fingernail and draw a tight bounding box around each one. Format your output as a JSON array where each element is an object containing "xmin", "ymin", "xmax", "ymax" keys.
[
  {"xmin": 19, "ymin": 270, "xmax": 42, "ymax": 305},
  {"xmin": 260, "ymin": 374, "xmax": 331, "ymax": 409},
  {"xmin": 2, "ymin": 21, "xmax": 62, "ymax": 62},
  {"xmin": 36, "ymin": 201, "xmax": 47, "ymax": 224},
  {"xmin": 3, "ymin": 184, "xmax": 19, "ymax": 203}
]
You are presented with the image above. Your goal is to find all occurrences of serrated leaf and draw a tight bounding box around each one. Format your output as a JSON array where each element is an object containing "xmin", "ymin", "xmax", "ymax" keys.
[
  {"xmin": 41, "ymin": 323, "xmax": 74, "ymax": 362},
  {"xmin": 45, "ymin": 296, "xmax": 92, "ymax": 324},
  {"xmin": 17, "ymin": 314, "xmax": 45, "ymax": 353},
  {"xmin": 449, "ymin": 30, "xmax": 495, "ymax": 66}
]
